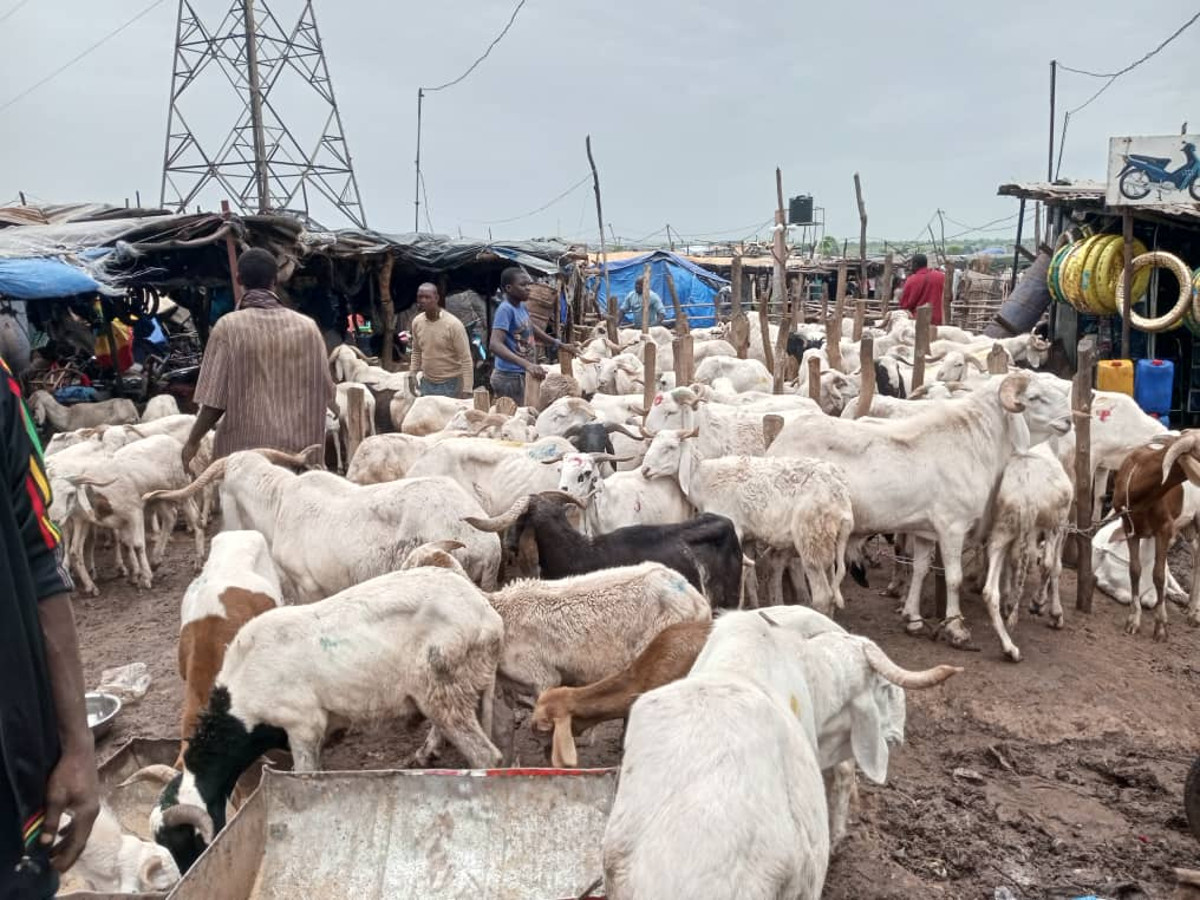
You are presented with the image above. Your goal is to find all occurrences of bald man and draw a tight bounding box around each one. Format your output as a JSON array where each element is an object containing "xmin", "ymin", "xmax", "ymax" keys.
[{"xmin": 409, "ymin": 283, "xmax": 474, "ymax": 398}]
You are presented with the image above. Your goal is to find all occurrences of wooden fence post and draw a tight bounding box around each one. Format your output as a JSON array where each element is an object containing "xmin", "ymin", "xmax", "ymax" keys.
[
  {"xmin": 879, "ymin": 250, "xmax": 894, "ymax": 315},
  {"xmin": 640, "ymin": 263, "xmax": 653, "ymax": 335},
  {"xmin": 674, "ymin": 334, "xmax": 694, "ymax": 388},
  {"xmin": 731, "ymin": 256, "xmax": 749, "ymax": 359},
  {"xmin": 807, "ymin": 356, "xmax": 821, "ymax": 403},
  {"xmin": 941, "ymin": 261, "xmax": 955, "ymax": 329},
  {"xmin": 1075, "ymin": 335, "xmax": 1097, "ymax": 612},
  {"xmin": 987, "ymin": 343, "xmax": 1008, "ymax": 374},
  {"xmin": 473, "ymin": 387, "xmax": 491, "ymax": 411},
  {"xmin": 854, "ymin": 337, "xmax": 875, "ymax": 418},
  {"xmin": 834, "ymin": 259, "xmax": 848, "ymax": 324},
  {"xmin": 664, "ymin": 269, "xmax": 688, "ymax": 334},
  {"xmin": 852, "ymin": 299, "xmax": 867, "ymax": 341},
  {"xmin": 377, "ymin": 256, "xmax": 396, "ymax": 370},
  {"xmin": 642, "ymin": 343, "xmax": 657, "ymax": 420},
  {"xmin": 854, "ymin": 172, "xmax": 868, "ymax": 292},
  {"xmin": 825, "ymin": 316, "xmax": 842, "ymax": 373},
  {"xmin": 912, "ymin": 305, "xmax": 932, "ymax": 389},
  {"xmin": 345, "ymin": 384, "xmax": 366, "ymax": 466}
]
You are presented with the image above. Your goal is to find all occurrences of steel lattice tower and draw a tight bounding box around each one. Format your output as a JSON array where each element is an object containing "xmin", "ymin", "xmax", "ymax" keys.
[{"xmin": 160, "ymin": 0, "xmax": 367, "ymax": 228}]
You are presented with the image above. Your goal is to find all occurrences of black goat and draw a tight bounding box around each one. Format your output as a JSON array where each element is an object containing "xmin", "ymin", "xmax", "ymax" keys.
[
  {"xmin": 562, "ymin": 421, "xmax": 643, "ymax": 456},
  {"xmin": 463, "ymin": 492, "xmax": 744, "ymax": 609},
  {"xmin": 785, "ymin": 332, "xmax": 824, "ymax": 364}
]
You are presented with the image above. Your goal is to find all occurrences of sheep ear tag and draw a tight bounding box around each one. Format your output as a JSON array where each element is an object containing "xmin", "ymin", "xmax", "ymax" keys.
[{"xmin": 1178, "ymin": 455, "xmax": 1200, "ymax": 487}]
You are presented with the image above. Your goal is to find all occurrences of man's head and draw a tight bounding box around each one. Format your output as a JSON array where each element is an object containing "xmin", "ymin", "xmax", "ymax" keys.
[
  {"xmin": 635, "ymin": 277, "xmax": 645, "ymax": 293},
  {"xmin": 237, "ymin": 248, "xmax": 278, "ymax": 291},
  {"xmin": 416, "ymin": 282, "xmax": 440, "ymax": 318},
  {"xmin": 501, "ymin": 267, "xmax": 531, "ymax": 304},
  {"xmin": 911, "ymin": 253, "xmax": 928, "ymax": 272}
]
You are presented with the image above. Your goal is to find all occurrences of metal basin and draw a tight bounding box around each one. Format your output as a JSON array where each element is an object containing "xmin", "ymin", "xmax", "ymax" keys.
[{"xmin": 85, "ymin": 692, "xmax": 121, "ymax": 740}]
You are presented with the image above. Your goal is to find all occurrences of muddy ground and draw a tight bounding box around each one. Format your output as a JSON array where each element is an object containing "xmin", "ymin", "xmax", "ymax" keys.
[{"xmin": 75, "ymin": 532, "xmax": 1200, "ymax": 899}]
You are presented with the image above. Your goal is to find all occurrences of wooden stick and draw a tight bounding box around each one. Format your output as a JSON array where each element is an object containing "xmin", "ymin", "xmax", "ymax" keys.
[
  {"xmin": 524, "ymin": 369, "xmax": 541, "ymax": 410},
  {"xmin": 730, "ymin": 255, "xmax": 749, "ymax": 360},
  {"xmin": 664, "ymin": 268, "xmax": 688, "ymax": 334},
  {"xmin": 852, "ymin": 299, "xmax": 867, "ymax": 341},
  {"xmin": 912, "ymin": 305, "xmax": 932, "ymax": 389},
  {"xmin": 834, "ymin": 259, "xmax": 848, "ymax": 324},
  {"xmin": 853, "ymin": 172, "xmax": 868, "ymax": 291},
  {"xmin": 825, "ymin": 316, "xmax": 842, "ymax": 373},
  {"xmin": 879, "ymin": 250, "xmax": 893, "ymax": 315},
  {"xmin": 586, "ymin": 135, "xmax": 614, "ymax": 344},
  {"xmin": 731, "ymin": 255, "xmax": 743, "ymax": 315},
  {"xmin": 941, "ymin": 260, "xmax": 955, "ymax": 328},
  {"xmin": 807, "ymin": 356, "xmax": 821, "ymax": 403},
  {"xmin": 854, "ymin": 336, "xmax": 875, "ymax": 418},
  {"xmin": 987, "ymin": 343, "xmax": 1008, "ymax": 374},
  {"xmin": 762, "ymin": 414, "xmax": 784, "ymax": 449},
  {"xmin": 1074, "ymin": 335, "xmax": 1097, "ymax": 612},
  {"xmin": 473, "ymin": 387, "xmax": 491, "ymax": 411},
  {"xmin": 673, "ymin": 333, "xmax": 694, "ymax": 388},
  {"xmin": 1121, "ymin": 210, "xmax": 1133, "ymax": 359},
  {"xmin": 345, "ymin": 384, "xmax": 366, "ymax": 466},
  {"xmin": 378, "ymin": 255, "xmax": 396, "ymax": 370},
  {"xmin": 640, "ymin": 262, "xmax": 652, "ymax": 335},
  {"xmin": 758, "ymin": 270, "xmax": 775, "ymax": 377},
  {"xmin": 642, "ymin": 343, "xmax": 657, "ymax": 421}
]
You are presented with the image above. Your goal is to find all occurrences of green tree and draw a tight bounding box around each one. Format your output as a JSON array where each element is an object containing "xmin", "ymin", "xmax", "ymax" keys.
[{"xmin": 818, "ymin": 235, "xmax": 839, "ymax": 256}]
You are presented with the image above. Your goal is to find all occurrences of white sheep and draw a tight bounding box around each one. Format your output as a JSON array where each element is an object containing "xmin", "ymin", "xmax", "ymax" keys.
[
  {"xmin": 602, "ymin": 608, "xmax": 961, "ymax": 899},
  {"xmin": 142, "ymin": 394, "xmax": 181, "ymax": 421},
  {"xmin": 27, "ymin": 390, "xmax": 138, "ymax": 432},
  {"xmin": 66, "ymin": 804, "xmax": 180, "ymax": 893},
  {"xmin": 641, "ymin": 428, "xmax": 854, "ymax": 614},
  {"xmin": 694, "ymin": 355, "xmax": 773, "ymax": 393},
  {"xmin": 556, "ymin": 452, "xmax": 692, "ymax": 535}
]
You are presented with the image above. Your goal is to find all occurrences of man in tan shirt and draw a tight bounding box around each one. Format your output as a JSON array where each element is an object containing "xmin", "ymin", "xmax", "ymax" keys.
[
  {"xmin": 409, "ymin": 283, "xmax": 473, "ymax": 398},
  {"xmin": 182, "ymin": 248, "xmax": 334, "ymax": 471}
]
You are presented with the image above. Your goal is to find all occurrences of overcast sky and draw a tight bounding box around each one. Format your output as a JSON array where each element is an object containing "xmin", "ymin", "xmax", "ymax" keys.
[{"xmin": 1, "ymin": 0, "xmax": 1197, "ymax": 247}]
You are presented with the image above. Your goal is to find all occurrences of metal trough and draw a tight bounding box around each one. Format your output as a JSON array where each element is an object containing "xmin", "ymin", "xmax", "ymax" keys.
[{"xmin": 169, "ymin": 767, "xmax": 615, "ymax": 899}]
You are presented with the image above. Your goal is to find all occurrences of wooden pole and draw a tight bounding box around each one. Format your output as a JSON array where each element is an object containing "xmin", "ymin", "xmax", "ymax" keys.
[
  {"xmin": 941, "ymin": 261, "xmax": 955, "ymax": 328},
  {"xmin": 523, "ymin": 368, "xmax": 541, "ymax": 410},
  {"xmin": 1074, "ymin": 335, "xmax": 1097, "ymax": 612},
  {"xmin": 473, "ymin": 387, "xmax": 491, "ymax": 411},
  {"xmin": 762, "ymin": 414, "xmax": 784, "ymax": 449},
  {"xmin": 825, "ymin": 316, "xmax": 842, "ymax": 373},
  {"xmin": 758, "ymin": 273, "xmax": 775, "ymax": 377},
  {"xmin": 807, "ymin": 356, "xmax": 821, "ymax": 403},
  {"xmin": 879, "ymin": 250, "xmax": 893, "ymax": 315},
  {"xmin": 664, "ymin": 269, "xmax": 688, "ymax": 334},
  {"xmin": 834, "ymin": 259, "xmax": 848, "ymax": 324},
  {"xmin": 555, "ymin": 279, "xmax": 571, "ymax": 375},
  {"xmin": 730, "ymin": 255, "xmax": 749, "ymax": 360},
  {"xmin": 378, "ymin": 255, "xmax": 396, "ymax": 369},
  {"xmin": 854, "ymin": 336, "xmax": 875, "ymax": 418},
  {"xmin": 852, "ymin": 299, "xmax": 867, "ymax": 341},
  {"xmin": 345, "ymin": 384, "xmax": 366, "ymax": 466},
  {"xmin": 853, "ymin": 172, "xmax": 868, "ymax": 292},
  {"xmin": 642, "ymin": 343, "xmax": 657, "ymax": 419},
  {"xmin": 987, "ymin": 343, "xmax": 1008, "ymax": 374},
  {"xmin": 731, "ymin": 255, "xmax": 744, "ymax": 315},
  {"xmin": 912, "ymin": 305, "xmax": 932, "ymax": 389},
  {"xmin": 640, "ymin": 262, "xmax": 652, "ymax": 335},
  {"xmin": 674, "ymin": 333, "xmax": 694, "ymax": 388},
  {"xmin": 1121, "ymin": 210, "xmax": 1133, "ymax": 359},
  {"xmin": 586, "ymin": 135, "xmax": 615, "ymax": 343},
  {"xmin": 220, "ymin": 200, "xmax": 244, "ymax": 307}
]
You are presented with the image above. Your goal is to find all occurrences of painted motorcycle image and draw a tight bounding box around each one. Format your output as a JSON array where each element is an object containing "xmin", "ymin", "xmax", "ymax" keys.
[{"xmin": 1118, "ymin": 140, "xmax": 1200, "ymax": 201}]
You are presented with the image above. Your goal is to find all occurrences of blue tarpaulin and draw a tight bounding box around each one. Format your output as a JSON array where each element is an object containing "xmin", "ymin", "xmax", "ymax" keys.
[
  {"xmin": 0, "ymin": 258, "xmax": 101, "ymax": 300},
  {"xmin": 588, "ymin": 251, "xmax": 727, "ymax": 328}
]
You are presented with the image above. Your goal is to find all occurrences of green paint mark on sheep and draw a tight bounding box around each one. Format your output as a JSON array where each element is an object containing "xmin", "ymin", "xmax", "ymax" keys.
[{"xmin": 320, "ymin": 637, "xmax": 343, "ymax": 652}]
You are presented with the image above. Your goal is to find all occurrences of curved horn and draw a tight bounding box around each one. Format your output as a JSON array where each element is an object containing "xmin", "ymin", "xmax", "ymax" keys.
[
  {"xmin": 639, "ymin": 424, "xmax": 656, "ymax": 439},
  {"xmin": 604, "ymin": 338, "xmax": 622, "ymax": 353},
  {"xmin": 1162, "ymin": 432, "xmax": 1200, "ymax": 484},
  {"xmin": 561, "ymin": 423, "xmax": 585, "ymax": 439},
  {"xmin": 469, "ymin": 414, "xmax": 508, "ymax": 437},
  {"xmin": 997, "ymin": 373, "xmax": 1029, "ymax": 414},
  {"xmin": 862, "ymin": 641, "xmax": 962, "ymax": 689},
  {"xmin": 629, "ymin": 406, "xmax": 649, "ymax": 417},
  {"xmin": 966, "ymin": 355, "xmax": 987, "ymax": 372},
  {"xmin": 603, "ymin": 422, "xmax": 642, "ymax": 440},
  {"xmin": 679, "ymin": 427, "xmax": 700, "ymax": 440},
  {"xmin": 944, "ymin": 380, "xmax": 971, "ymax": 393},
  {"xmin": 252, "ymin": 448, "xmax": 316, "ymax": 470},
  {"xmin": 587, "ymin": 452, "xmax": 635, "ymax": 465},
  {"xmin": 119, "ymin": 765, "xmax": 179, "ymax": 788},
  {"xmin": 463, "ymin": 495, "xmax": 532, "ymax": 532},
  {"xmin": 160, "ymin": 804, "xmax": 215, "ymax": 845},
  {"xmin": 65, "ymin": 475, "xmax": 117, "ymax": 488},
  {"xmin": 144, "ymin": 457, "xmax": 228, "ymax": 504},
  {"xmin": 908, "ymin": 384, "xmax": 932, "ymax": 400},
  {"xmin": 536, "ymin": 489, "xmax": 588, "ymax": 510},
  {"xmin": 539, "ymin": 451, "xmax": 568, "ymax": 465}
]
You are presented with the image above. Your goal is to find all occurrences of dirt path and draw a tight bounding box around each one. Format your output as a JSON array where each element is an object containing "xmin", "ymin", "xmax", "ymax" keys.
[{"xmin": 76, "ymin": 533, "xmax": 1200, "ymax": 899}]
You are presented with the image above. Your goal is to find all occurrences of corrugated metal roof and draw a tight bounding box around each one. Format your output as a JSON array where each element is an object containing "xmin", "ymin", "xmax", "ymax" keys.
[{"xmin": 997, "ymin": 180, "xmax": 1200, "ymax": 224}]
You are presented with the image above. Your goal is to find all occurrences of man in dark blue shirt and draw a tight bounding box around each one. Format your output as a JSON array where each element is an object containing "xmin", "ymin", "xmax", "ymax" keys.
[{"xmin": 489, "ymin": 268, "xmax": 575, "ymax": 403}]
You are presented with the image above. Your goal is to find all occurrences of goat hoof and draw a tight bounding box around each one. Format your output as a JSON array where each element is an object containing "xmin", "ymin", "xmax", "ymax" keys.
[
  {"xmin": 904, "ymin": 618, "xmax": 925, "ymax": 636},
  {"xmin": 1123, "ymin": 618, "xmax": 1140, "ymax": 636},
  {"xmin": 1188, "ymin": 611, "xmax": 1200, "ymax": 628},
  {"xmin": 1029, "ymin": 602, "xmax": 1045, "ymax": 617},
  {"xmin": 1153, "ymin": 622, "xmax": 1169, "ymax": 642},
  {"xmin": 1004, "ymin": 646, "xmax": 1022, "ymax": 663},
  {"xmin": 1047, "ymin": 614, "xmax": 1064, "ymax": 630}
]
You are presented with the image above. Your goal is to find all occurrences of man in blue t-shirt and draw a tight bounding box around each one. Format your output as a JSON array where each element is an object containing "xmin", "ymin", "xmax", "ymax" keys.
[
  {"xmin": 489, "ymin": 268, "xmax": 575, "ymax": 403},
  {"xmin": 618, "ymin": 277, "xmax": 666, "ymax": 328}
]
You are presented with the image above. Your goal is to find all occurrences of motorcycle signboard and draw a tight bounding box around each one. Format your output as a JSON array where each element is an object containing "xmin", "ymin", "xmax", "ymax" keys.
[{"xmin": 1107, "ymin": 135, "xmax": 1200, "ymax": 207}]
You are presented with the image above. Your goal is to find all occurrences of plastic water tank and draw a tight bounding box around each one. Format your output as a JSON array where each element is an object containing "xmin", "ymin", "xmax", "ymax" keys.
[
  {"xmin": 1096, "ymin": 359, "xmax": 1134, "ymax": 396},
  {"xmin": 1134, "ymin": 358, "xmax": 1174, "ymax": 417}
]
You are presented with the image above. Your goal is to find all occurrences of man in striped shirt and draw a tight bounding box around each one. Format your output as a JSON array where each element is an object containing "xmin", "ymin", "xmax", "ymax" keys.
[
  {"xmin": 2, "ymin": 356, "xmax": 98, "ymax": 897},
  {"xmin": 182, "ymin": 249, "xmax": 335, "ymax": 472}
]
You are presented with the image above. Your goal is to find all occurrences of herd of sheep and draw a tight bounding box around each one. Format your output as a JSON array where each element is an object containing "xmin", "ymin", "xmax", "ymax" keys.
[{"xmin": 43, "ymin": 307, "xmax": 1200, "ymax": 897}]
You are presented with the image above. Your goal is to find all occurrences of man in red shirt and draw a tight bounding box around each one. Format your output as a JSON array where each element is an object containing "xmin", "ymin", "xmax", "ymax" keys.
[{"xmin": 899, "ymin": 253, "xmax": 946, "ymax": 325}]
